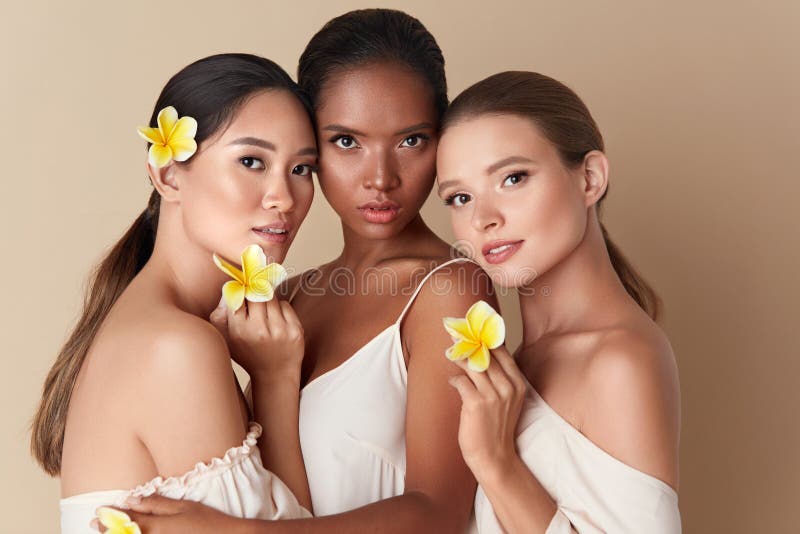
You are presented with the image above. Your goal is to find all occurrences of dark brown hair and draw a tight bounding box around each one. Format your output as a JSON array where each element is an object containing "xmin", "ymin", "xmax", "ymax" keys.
[
  {"xmin": 298, "ymin": 8, "xmax": 448, "ymax": 121},
  {"xmin": 444, "ymin": 71, "xmax": 660, "ymax": 318},
  {"xmin": 31, "ymin": 53, "xmax": 311, "ymax": 476}
]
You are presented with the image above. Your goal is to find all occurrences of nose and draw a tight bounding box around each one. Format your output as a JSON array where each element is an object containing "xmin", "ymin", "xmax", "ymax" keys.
[
  {"xmin": 364, "ymin": 148, "xmax": 399, "ymax": 191},
  {"xmin": 262, "ymin": 172, "xmax": 295, "ymax": 213},
  {"xmin": 470, "ymin": 198, "xmax": 503, "ymax": 232}
]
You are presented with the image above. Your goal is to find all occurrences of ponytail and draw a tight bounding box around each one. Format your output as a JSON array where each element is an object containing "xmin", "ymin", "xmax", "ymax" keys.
[
  {"xmin": 31, "ymin": 53, "xmax": 314, "ymax": 475},
  {"xmin": 30, "ymin": 190, "xmax": 159, "ymax": 475},
  {"xmin": 600, "ymin": 222, "xmax": 660, "ymax": 320}
]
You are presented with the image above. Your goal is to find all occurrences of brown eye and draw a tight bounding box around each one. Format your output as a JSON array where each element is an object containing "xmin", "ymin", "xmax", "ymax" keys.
[
  {"xmin": 240, "ymin": 156, "xmax": 265, "ymax": 170},
  {"xmin": 333, "ymin": 135, "xmax": 357, "ymax": 149},
  {"xmin": 292, "ymin": 164, "xmax": 314, "ymax": 177},
  {"xmin": 502, "ymin": 172, "xmax": 527, "ymax": 186}
]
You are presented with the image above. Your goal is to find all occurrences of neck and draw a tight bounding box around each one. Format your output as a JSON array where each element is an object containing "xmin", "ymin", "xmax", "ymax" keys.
[
  {"xmin": 517, "ymin": 216, "xmax": 631, "ymax": 352},
  {"xmin": 337, "ymin": 214, "xmax": 447, "ymax": 272},
  {"xmin": 140, "ymin": 208, "xmax": 230, "ymax": 319}
]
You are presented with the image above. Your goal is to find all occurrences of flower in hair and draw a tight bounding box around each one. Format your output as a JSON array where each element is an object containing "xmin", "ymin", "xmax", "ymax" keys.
[
  {"xmin": 96, "ymin": 507, "xmax": 141, "ymax": 534},
  {"xmin": 443, "ymin": 300, "xmax": 506, "ymax": 372},
  {"xmin": 137, "ymin": 106, "xmax": 198, "ymax": 168},
  {"xmin": 213, "ymin": 244, "xmax": 288, "ymax": 312}
]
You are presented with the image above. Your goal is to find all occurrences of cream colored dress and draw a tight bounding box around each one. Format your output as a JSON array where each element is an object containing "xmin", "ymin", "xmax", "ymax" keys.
[
  {"xmin": 472, "ymin": 388, "xmax": 682, "ymax": 533},
  {"xmin": 295, "ymin": 257, "xmax": 473, "ymax": 516},
  {"xmin": 59, "ymin": 423, "xmax": 310, "ymax": 534}
]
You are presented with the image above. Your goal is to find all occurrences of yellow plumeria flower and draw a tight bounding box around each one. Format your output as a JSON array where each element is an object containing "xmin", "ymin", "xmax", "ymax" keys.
[
  {"xmin": 213, "ymin": 244, "xmax": 288, "ymax": 312},
  {"xmin": 96, "ymin": 507, "xmax": 141, "ymax": 534},
  {"xmin": 443, "ymin": 300, "xmax": 506, "ymax": 372},
  {"xmin": 137, "ymin": 106, "xmax": 198, "ymax": 168}
]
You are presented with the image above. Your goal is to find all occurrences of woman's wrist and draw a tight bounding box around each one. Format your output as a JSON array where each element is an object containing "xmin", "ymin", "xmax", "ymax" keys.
[
  {"xmin": 470, "ymin": 448, "xmax": 524, "ymax": 489},
  {"xmin": 249, "ymin": 366, "xmax": 301, "ymax": 390}
]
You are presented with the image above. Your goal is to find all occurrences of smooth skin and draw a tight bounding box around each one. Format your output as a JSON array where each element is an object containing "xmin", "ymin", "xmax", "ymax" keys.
[
  {"xmin": 64, "ymin": 89, "xmax": 317, "ymax": 510},
  {"xmin": 107, "ymin": 63, "xmax": 486, "ymax": 533},
  {"xmin": 437, "ymin": 114, "xmax": 681, "ymax": 532}
]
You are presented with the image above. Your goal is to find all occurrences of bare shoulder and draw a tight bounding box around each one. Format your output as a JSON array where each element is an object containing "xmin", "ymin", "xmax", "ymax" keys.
[
  {"xmin": 122, "ymin": 310, "xmax": 246, "ymax": 474},
  {"xmin": 403, "ymin": 259, "xmax": 498, "ymax": 358},
  {"xmin": 581, "ymin": 321, "xmax": 681, "ymax": 490},
  {"xmin": 411, "ymin": 258, "xmax": 497, "ymax": 317}
]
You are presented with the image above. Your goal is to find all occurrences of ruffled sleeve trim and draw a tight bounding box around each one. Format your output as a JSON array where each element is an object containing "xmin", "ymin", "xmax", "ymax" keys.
[{"xmin": 129, "ymin": 422, "xmax": 263, "ymax": 497}]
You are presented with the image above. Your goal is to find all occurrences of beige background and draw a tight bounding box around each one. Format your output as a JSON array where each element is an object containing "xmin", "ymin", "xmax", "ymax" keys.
[{"xmin": 2, "ymin": 1, "xmax": 797, "ymax": 532}]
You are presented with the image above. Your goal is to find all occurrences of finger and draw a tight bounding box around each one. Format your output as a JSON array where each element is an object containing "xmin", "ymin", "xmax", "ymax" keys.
[
  {"xmin": 279, "ymin": 301, "xmax": 304, "ymax": 339},
  {"xmin": 90, "ymin": 518, "xmax": 104, "ymax": 532},
  {"xmin": 265, "ymin": 297, "xmax": 286, "ymax": 336},
  {"xmin": 492, "ymin": 347, "xmax": 529, "ymax": 394},
  {"xmin": 246, "ymin": 299, "xmax": 267, "ymax": 326},
  {"xmin": 265, "ymin": 297, "xmax": 285, "ymax": 323},
  {"xmin": 448, "ymin": 374, "xmax": 480, "ymax": 404},
  {"xmin": 485, "ymin": 357, "xmax": 515, "ymax": 399},
  {"xmin": 453, "ymin": 357, "xmax": 496, "ymax": 398},
  {"xmin": 209, "ymin": 305, "xmax": 229, "ymax": 337},
  {"xmin": 124, "ymin": 494, "xmax": 182, "ymax": 516}
]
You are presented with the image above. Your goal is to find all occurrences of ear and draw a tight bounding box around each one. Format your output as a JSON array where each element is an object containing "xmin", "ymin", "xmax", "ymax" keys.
[
  {"xmin": 145, "ymin": 161, "xmax": 180, "ymax": 203},
  {"xmin": 581, "ymin": 150, "xmax": 609, "ymax": 208}
]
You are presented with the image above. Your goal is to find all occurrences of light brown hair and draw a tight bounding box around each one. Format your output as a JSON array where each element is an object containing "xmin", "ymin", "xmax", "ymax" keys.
[{"xmin": 443, "ymin": 71, "xmax": 660, "ymax": 319}]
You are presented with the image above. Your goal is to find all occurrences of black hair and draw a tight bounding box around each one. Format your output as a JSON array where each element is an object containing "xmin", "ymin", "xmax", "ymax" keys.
[{"xmin": 298, "ymin": 9, "xmax": 447, "ymax": 121}]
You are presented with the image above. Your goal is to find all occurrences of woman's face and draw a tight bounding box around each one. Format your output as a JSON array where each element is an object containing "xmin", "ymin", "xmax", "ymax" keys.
[
  {"xmin": 314, "ymin": 62, "xmax": 439, "ymax": 239},
  {"xmin": 173, "ymin": 90, "xmax": 317, "ymax": 264},
  {"xmin": 437, "ymin": 114, "xmax": 589, "ymax": 288}
]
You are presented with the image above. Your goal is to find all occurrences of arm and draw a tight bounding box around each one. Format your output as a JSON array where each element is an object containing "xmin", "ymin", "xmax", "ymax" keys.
[{"xmin": 449, "ymin": 348, "xmax": 561, "ymax": 533}]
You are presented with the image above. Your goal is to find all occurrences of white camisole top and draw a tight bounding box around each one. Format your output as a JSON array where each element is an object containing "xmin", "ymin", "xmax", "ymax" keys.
[
  {"xmin": 59, "ymin": 422, "xmax": 310, "ymax": 533},
  {"xmin": 472, "ymin": 388, "xmax": 682, "ymax": 533},
  {"xmin": 294, "ymin": 257, "xmax": 472, "ymax": 516}
]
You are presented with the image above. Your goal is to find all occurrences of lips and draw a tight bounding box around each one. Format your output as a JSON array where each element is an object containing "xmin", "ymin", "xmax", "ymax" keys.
[
  {"xmin": 482, "ymin": 239, "xmax": 524, "ymax": 265},
  {"xmin": 251, "ymin": 222, "xmax": 290, "ymax": 243},
  {"xmin": 357, "ymin": 199, "xmax": 401, "ymax": 224}
]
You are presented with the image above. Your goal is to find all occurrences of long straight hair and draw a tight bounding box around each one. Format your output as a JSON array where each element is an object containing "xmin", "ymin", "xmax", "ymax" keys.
[
  {"xmin": 31, "ymin": 53, "xmax": 311, "ymax": 476},
  {"xmin": 443, "ymin": 71, "xmax": 660, "ymax": 319}
]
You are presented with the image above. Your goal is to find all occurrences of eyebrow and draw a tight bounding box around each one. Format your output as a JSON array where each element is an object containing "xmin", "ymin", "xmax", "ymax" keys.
[
  {"xmin": 486, "ymin": 155, "xmax": 535, "ymax": 175},
  {"xmin": 322, "ymin": 122, "xmax": 435, "ymax": 137},
  {"xmin": 322, "ymin": 124, "xmax": 366, "ymax": 136},
  {"xmin": 437, "ymin": 178, "xmax": 461, "ymax": 193},
  {"xmin": 395, "ymin": 122, "xmax": 434, "ymax": 135},
  {"xmin": 228, "ymin": 136, "xmax": 317, "ymax": 157},
  {"xmin": 438, "ymin": 155, "xmax": 536, "ymax": 194}
]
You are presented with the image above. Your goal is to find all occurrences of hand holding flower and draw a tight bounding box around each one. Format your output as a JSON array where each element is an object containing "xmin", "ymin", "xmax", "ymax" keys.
[
  {"xmin": 94, "ymin": 507, "xmax": 140, "ymax": 534},
  {"xmin": 92, "ymin": 496, "xmax": 248, "ymax": 534},
  {"xmin": 443, "ymin": 301, "xmax": 529, "ymax": 481},
  {"xmin": 448, "ymin": 346, "xmax": 530, "ymax": 482},
  {"xmin": 211, "ymin": 245, "xmax": 302, "ymax": 385}
]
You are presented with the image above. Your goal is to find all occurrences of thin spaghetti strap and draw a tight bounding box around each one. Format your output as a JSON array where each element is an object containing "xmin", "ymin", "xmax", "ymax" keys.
[{"xmin": 395, "ymin": 257, "xmax": 474, "ymax": 325}]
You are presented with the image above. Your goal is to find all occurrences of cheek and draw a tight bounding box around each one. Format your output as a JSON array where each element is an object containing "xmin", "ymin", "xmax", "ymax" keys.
[
  {"xmin": 449, "ymin": 207, "xmax": 480, "ymax": 254},
  {"xmin": 397, "ymin": 148, "xmax": 437, "ymax": 199},
  {"xmin": 516, "ymin": 179, "xmax": 587, "ymax": 272},
  {"xmin": 317, "ymin": 151, "xmax": 358, "ymax": 202},
  {"xmin": 290, "ymin": 180, "xmax": 315, "ymax": 218}
]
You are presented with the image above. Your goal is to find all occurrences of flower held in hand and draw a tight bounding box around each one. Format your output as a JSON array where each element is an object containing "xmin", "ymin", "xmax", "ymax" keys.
[
  {"xmin": 213, "ymin": 244, "xmax": 287, "ymax": 312},
  {"xmin": 137, "ymin": 106, "xmax": 198, "ymax": 168},
  {"xmin": 96, "ymin": 507, "xmax": 140, "ymax": 534},
  {"xmin": 443, "ymin": 300, "xmax": 505, "ymax": 372}
]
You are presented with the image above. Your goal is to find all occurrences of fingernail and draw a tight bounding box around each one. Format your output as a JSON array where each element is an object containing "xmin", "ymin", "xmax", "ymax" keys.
[{"xmin": 125, "ymin": 495, "xmax": 142, "ymax": 505}]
